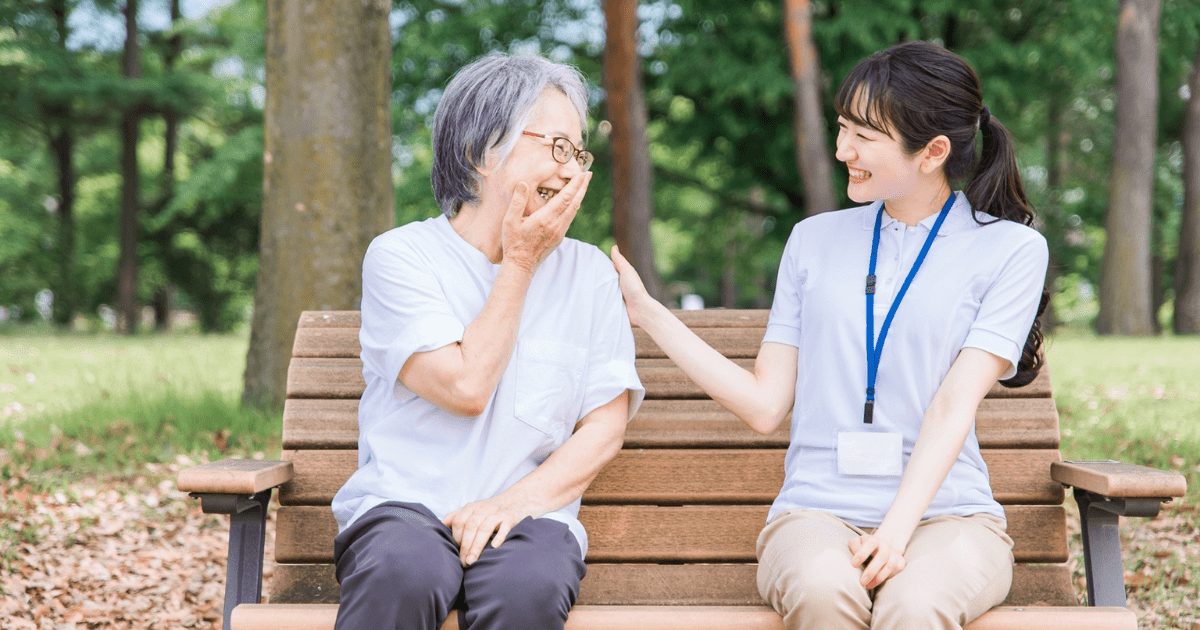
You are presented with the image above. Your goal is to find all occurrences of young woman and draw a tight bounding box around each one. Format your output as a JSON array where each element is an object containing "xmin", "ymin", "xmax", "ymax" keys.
[{"xmin": 611, "ymin": 41, "xmax": 1049, "ymax": 629}]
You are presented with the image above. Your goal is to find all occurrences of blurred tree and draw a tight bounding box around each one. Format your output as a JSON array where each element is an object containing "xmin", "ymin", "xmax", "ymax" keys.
[
  {"xmin": 1098, "ymin": 0, "xmax": 1160, "ymax": 335},
  {"xmin": 243, "ymin": 0, "xmax": 394, "ymax": 406},
  {"xmin": 1176, "ymin": 47, "xmax": 1200, "ymax": 333},
  {"xmin": 783, "ymin": 0, "xmax": 834, "ymax": 216},
  {"xmin": 117, "ymin": 0, "xmax": 140, "ymax": 333},
  {"xmin": 151, "ymin": 0, "xmax": 182, "ymax": 331},
  {"xmin": 604, "ymin": 0, "xmax": 664, "ymax": 300}
]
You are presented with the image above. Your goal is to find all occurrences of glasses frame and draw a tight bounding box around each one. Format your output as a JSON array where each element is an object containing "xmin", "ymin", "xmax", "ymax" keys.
[{"xmin": 521, "ymin": 130, "xmax": 593, "ymax": 171}]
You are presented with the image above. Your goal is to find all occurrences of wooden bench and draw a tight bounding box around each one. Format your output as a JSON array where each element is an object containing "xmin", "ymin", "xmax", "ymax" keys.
[{"xmin": 179, "ymin": 309, "xmax": 1186, "ymax": 629}]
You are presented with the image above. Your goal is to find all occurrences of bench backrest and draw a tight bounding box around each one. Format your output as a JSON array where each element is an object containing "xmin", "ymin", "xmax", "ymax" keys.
[{"xmin": 270, "ymin": 310, "xmax": 1077, "ymax": 607}]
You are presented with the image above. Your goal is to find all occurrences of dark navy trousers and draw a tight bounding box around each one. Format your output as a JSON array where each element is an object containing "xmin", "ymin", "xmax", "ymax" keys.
[{"xmin": 333, "ymin": 501, "xmax": 586, "ymax": 630}]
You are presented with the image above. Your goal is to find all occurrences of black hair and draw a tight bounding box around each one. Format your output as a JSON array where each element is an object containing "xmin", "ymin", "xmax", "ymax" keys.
[{"xmin": 834, "ymin": 41, "xmax": 1048, "ymax": 388}]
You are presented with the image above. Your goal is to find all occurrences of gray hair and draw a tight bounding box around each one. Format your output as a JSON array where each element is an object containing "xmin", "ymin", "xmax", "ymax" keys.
[{"xmin": 431, "ymin": 53, "xmax": 589, "ymax": 217}]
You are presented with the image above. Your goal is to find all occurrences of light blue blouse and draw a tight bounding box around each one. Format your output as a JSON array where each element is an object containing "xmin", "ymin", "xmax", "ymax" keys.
[
  {"xmin": 332, "ymin": 215, "xmax": 645, "ymax": 556},
  {"xmin": 763, "ymin": 193, "xmax": 1049, "ymax": 527}
]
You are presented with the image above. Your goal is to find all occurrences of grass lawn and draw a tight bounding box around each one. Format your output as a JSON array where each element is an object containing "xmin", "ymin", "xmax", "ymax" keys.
[
  {"xmin": 1046, "ymin": 332, "xmax": 1200, "ymax": 502},
  {"xmin": 0, "ymin": 331, "xmax": 278, "ymax": 481}
]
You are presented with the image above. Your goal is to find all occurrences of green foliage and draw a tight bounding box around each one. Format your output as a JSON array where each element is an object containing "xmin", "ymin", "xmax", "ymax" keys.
[{"xmin": 2, "ymin": 0, "xmax": 1200, "ymax": 322}]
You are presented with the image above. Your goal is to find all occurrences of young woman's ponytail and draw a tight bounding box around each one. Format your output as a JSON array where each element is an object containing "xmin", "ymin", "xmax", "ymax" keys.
[
  {"xmin": 968, "ymin": 109, "xmax": 1049, "ymax": 389},
  {"xmin": 967, "ymin": 110, "xmax": 1033, "ymax": 227}
]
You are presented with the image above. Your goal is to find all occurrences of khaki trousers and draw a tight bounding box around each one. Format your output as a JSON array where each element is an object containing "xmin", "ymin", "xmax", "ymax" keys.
[{"xmin": 756, "ymin": 509, "xmax": 1014, "ymax": 630}]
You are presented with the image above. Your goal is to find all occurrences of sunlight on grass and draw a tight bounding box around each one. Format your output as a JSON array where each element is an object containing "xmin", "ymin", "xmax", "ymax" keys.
[
  {"xmin": 0, "ymin": 331, "xmax": 277, "ymax": 480},
  {"xmin": 1046, "ymin": 332, "xmax": 1200, "ymax": 501}
]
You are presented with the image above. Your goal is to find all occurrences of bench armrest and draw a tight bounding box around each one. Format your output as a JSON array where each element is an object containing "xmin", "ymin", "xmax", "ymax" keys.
[
  {"xmin": 1050, "ymin": 460, "xmax": 1186, "ymax": 499},
  {"xmin": 178, "ymin": 458, "xmax": 292, "ymax": 629},
  {"xmin": 1051, "ymin": 460, "xmax": 1187, "ymax": 608},
  {"xmin": 177, "ymin": 458, "xmax": 294, "ymax": 495}
]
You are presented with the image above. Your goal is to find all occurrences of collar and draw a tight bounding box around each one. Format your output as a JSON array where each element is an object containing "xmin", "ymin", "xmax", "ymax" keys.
[{"xmin": 860, "ymin": 191, "xmax": 981, "ymax": 237}]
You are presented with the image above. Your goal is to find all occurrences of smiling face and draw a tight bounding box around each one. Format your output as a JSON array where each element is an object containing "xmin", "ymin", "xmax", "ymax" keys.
[
  {"xmin": 479, "ymin": 88, "xmax": 586, "ymax": 217},
  {"xmin": 834, "ymin": 112, "xmax": 925, "ymax": 205}
]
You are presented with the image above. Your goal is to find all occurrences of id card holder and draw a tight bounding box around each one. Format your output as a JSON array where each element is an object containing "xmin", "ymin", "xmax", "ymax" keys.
[{"xmin": 837, "ymin": 431, "xmax": 903, "ymax": 476}]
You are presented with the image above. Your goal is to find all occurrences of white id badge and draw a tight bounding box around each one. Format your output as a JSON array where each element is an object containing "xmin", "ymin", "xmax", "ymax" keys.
[{"xmin": 837, "ymin": 431, "xmax": 903, "ymax": 476}]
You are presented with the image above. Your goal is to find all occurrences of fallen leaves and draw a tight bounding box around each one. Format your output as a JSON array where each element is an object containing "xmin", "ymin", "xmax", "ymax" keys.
[
  {"xmin": 1067, "ymin": 500, "xmax": 1200, "ymax": 628},
  {"xmin": 0, "ymin": 459, "xmax": 278, "ymax": 629}
]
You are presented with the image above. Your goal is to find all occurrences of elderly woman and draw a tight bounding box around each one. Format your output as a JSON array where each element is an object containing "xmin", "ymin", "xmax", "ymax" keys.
[{"xmin": 330, "ymin": 54, "xmax": 645, "ymax": 630}]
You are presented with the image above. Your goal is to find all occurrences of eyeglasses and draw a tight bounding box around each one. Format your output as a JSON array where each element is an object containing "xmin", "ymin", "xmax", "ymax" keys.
[{"xmin": 521, "ymin": 131, "xmax": 594, "ymax": 171}]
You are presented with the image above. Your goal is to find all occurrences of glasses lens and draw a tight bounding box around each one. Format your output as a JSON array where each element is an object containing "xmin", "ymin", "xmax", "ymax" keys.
[
  {"xmin": 577, "ymin": 151, "xmax": 594, "ymax": 171},
  {"xmin": 551, "ymin": 138, "xmax": 572, "ymax": 163}
]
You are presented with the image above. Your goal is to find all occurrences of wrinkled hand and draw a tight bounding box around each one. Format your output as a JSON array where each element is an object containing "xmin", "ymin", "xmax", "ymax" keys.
[
  {"xmin": 849, "ymin": 528, "xmax": 910, "ymax": 589},
  {"xmin": 443, "ymin": 493, "xmax": 537, "ymax": 567},
  {"xmin": 609, "ymin": 244, "xmax": 656, "ymax": 328},
  {"xmin": 501, "ymin": 173, "xmax": 592, "ymax": 272}
]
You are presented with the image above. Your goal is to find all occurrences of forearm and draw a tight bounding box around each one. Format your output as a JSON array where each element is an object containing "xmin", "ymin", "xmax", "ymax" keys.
[
  {"xmin": 452, "ymin": 261, "xmax": 534, "ymax": 401},
  {"xmin": 501, "ymin": 408, "xmax": 626, "ymax": 516},
  {"xmin": 638, "ymin": 301, "xmax": 791, "ymax": 433},
  {"xmin": 878, "ymin": 405, "xmax": 973, "ymax": 541}
]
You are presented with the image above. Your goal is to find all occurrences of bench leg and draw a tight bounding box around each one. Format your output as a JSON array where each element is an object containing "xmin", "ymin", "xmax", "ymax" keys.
[
  {"xmin": 1073, "ymin": 488, "xmax": 1161, "ymax": 607},
  {"xmin": 195, "ymin": 490, "xmax": 272, "ymax": 629}
]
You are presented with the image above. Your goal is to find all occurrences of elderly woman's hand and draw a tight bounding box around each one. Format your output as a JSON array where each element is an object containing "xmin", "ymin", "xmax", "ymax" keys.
[
  {"xmin": 443, "ymin": 490, "xmax": 538, "ymax": 567},
  {"xmin": 501, "ymin": 172, "xmax": 592, "ymax": 272}
]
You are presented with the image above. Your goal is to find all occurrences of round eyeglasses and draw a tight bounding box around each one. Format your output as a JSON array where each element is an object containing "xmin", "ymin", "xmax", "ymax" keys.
[{"xmin": 521, "ymin": 131, "xmax": 594, "ymax": 171}]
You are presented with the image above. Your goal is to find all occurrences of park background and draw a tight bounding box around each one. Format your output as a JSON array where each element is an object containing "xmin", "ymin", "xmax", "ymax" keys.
[{"xmin": 1, "ymin": 0, "xmax": 1199, "ymax": 627}]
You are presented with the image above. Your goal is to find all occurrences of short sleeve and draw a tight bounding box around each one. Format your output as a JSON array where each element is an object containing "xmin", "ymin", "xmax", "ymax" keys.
[
  {"xmin": 763, "ymin": 223, "xmax": 806, "ymax": 347},
  {"xmin": 578, "ymin": 275, "xmax": 645, "ymax": 422},
  {"xmin": 359, "ymin": 234, "xmax": 466, "ymax": 394},
  {"xmin": 961, "ymin": 232, "xmax": 1049, "ymax": 380}
]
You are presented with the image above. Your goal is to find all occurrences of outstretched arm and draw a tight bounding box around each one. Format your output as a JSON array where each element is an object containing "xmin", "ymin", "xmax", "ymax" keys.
[{"xmin": 611, "ymin": 246, "xmax": 797, "ymax": 434}]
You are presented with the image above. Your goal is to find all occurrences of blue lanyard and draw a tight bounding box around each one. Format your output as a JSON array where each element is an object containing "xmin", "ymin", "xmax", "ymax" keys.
[{"xmin": 864, "ymin": 192, "xmax": 956, "ymax": 424}]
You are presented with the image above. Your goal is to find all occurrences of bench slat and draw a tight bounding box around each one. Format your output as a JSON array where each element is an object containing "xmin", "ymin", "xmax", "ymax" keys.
[
  {"xmin": 283, "ymin": 398, "xmax": 1059, "ymax": 450},
  {"xmin": 286, "ymin": 357, "xmax": 1052, "ymax": 400},
  {"xmin": 273, "ymin": 504, "xmax": 1065, "ymax": 564},
  {"xmin": 292, "ymin": 326, "xmax": 768, "ymax": 360},
  {"xmin": 295, "ymin": 310, "xmax": 772, "ymax": 330},
  {"xmin": 269, "ymin": 561, "xmax": 1078, "ymax": 607},
  {"xmin": 280, "ymin": 448, "xmax": 1063, "ymax": 506},
  {"xmin": 232, "ymin": 603, "xmax": 1134, "ymax": 630}
]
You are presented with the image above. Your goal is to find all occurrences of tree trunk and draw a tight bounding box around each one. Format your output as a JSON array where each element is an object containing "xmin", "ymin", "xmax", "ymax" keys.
[
  {"xmin": 243, "ymin": 0, "xmax": 394, "ymax": 407},
  {"xmin": 1041, "ymin": 94, "xmax": 1070, "ymax": 332},
  {"xmin": 603, "ymin": 0, "xmax": 664, "ymax": 301},
  {"xmin": 1097, "ymin": 0, "xmax": 1160, "ymax": 335},
  {"xmin": 783, "ymin": 0, "xmax": 837, "ymax": 216},
  {"xmin": 154, "ymin": 0, "xmax": 181, "ymax": 332},
  {"xmin": 1175, "ymin": 47, "xmax": 1200, "ymax": 333},
  {"xmin": 117, "ymin": 0, "xmax": 141, "ymax": 334},
  {"xmin": 48, "ymin": 0, "xmax": 76, "ymax": 328}
]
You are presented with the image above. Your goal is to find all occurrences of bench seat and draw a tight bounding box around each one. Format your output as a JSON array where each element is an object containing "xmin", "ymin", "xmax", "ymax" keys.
[{"xmin": 230, "ymin": 603, "xmax": 1137, "ymax": 630}]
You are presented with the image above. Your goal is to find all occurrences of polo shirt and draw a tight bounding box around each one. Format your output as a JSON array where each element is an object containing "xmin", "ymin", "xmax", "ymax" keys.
[
  {"xmin": 331, "ymin": 214, "xmax": 645, "ymax": 557},
  {"xmin": 763, "ymin": 192, "xmax": 1048, "ymax": 527}
]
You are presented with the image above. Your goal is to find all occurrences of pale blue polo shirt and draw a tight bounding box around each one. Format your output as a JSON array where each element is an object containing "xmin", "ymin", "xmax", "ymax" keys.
[
  {"xmin": 764, "ymin": 192, "xmax": 1048, "ymax": 528},
  {"xmin": 331, "ymin": 215, "xmax": 645, "ymax": 557}
]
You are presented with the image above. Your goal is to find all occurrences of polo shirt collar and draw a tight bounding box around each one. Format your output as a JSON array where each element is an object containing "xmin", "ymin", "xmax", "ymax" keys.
[{"xmin": 860, "ymin": 191, "xmax": 980, "ymax": 237}]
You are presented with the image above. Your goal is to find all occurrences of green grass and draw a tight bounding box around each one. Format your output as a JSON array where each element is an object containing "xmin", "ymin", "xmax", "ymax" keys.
[
  {"xmin": 0, "ymin": 330, "xmax": 278, "ymax": 482},
  {"xmin": 1046, "ymin": 333, "xmax": 1200, "ymax": 502}
]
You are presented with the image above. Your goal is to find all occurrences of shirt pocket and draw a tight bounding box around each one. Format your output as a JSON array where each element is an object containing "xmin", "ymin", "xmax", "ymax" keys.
[{"xmin": 514, "ymin": 338, "xmax": 587, "ymax": 439}]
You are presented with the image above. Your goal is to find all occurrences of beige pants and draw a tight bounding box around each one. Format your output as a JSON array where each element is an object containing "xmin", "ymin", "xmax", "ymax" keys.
[{"xmin": 756, "ymin": 509, "xmax": 1014, "ymax": 630}]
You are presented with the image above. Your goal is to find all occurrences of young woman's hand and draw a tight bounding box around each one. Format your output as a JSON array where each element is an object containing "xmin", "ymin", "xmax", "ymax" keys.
[
  {"xmin": 849, "ymin": 527, "xmax": 911, "ymax": 589},
  {"xmin": 609, "ymin": 244, "xmax": 657, "ymax": 328},
  {"xmin": 501, "ymin": 173, "xmax": 592, "ymax": 272}
]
